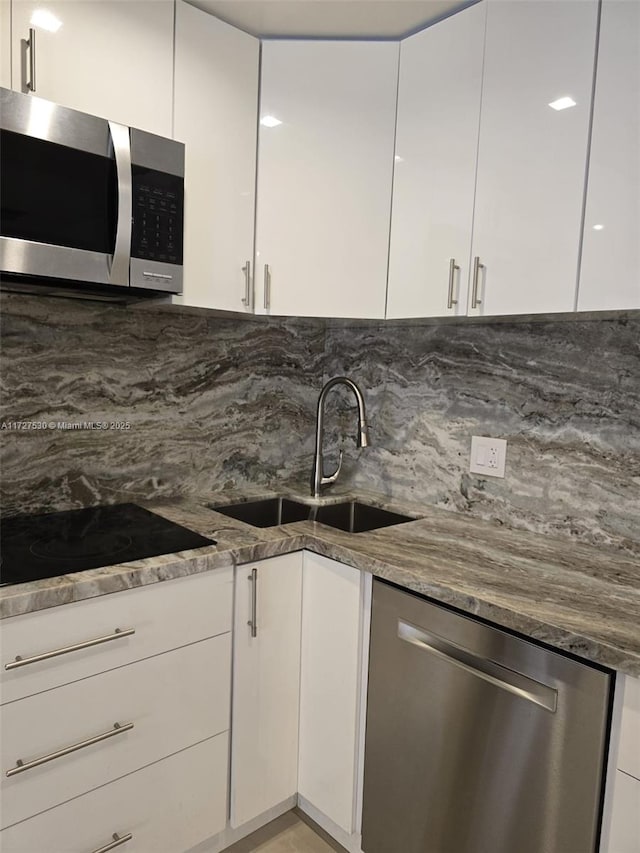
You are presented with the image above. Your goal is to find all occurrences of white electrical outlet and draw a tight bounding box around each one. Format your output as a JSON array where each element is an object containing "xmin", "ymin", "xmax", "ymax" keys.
[{"xmin": 470, "ymin": 436, "xmax": 507, "ymax": 478}]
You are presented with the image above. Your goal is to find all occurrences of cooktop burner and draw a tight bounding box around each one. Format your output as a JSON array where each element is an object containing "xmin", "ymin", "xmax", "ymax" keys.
[{"xmin": 0, "ymin": 503, "xmax": 216, "ymax": 587}]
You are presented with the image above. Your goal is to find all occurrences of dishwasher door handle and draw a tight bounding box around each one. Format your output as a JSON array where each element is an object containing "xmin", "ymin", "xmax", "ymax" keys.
[{"xmin": 398, "ymin": 620, "xmax": 557, "ymax": 712}]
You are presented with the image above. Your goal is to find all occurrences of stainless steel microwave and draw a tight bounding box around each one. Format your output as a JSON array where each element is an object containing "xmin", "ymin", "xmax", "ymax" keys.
[{"xmin": 0, "ymin": 87, "xmax": 184, "ymax": 297}]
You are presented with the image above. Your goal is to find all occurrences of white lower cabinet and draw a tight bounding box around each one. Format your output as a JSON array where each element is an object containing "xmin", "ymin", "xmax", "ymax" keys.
[
  {"xmin": 0, "ymin": 734, "xmax": 228, "ymax": 853},
  {"xmin": 298, "ymin": 552, "xmax": 371, "ymax": 845},
  {"xmin": 0, "ymin": 568, "xmax": 234, "ymax": 853},
  {"xmin": 607, "ymin": 771, "xmax": 640, "ymax": 853},
  {"xmin": 230, "ymin": 551, "xmax": 371, "ymax": 851},
  {"xmin": 602, "ymin": 674, "xmax": 640, "ymax": 853},
  {"xmin": 1, "ymin": 636, "xmax": 230, "ymax": 828},
  {"xmin": 231, "ymin": 553, "xmax": 303, "ymax": 827}
]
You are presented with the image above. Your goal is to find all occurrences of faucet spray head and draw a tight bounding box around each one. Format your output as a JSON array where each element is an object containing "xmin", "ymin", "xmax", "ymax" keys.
[{"xmin": 358, "ymin": 421, "xmax": 370, "ymax": 448}]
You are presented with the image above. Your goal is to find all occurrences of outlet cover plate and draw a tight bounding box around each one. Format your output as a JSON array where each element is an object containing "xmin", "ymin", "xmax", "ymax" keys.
[{"xmin": 470, "ymin": 436, "xmax": 507, "ymax": 478}]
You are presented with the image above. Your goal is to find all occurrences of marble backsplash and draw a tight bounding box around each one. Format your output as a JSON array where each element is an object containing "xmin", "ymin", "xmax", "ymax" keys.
[
  {"xmin": 1, "ymin": 293, "xmax": 638, "ymax": 553},
  {"xmin": 0, "ymin": 294, "xmax": 324, "ymax": 516},
  {"xmin": 323, "ymin": 316, "xmax": 640, "ymax": 553}
]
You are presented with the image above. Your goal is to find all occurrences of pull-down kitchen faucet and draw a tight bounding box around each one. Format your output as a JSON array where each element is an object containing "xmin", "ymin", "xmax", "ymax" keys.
[{"xmin": 310, "ymin": 377, "xmax": 369, "ymax": 499}]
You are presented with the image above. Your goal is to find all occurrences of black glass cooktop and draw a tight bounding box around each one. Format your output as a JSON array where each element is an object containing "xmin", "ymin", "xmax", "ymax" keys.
[{"xmin": 0, "ymin": 503, "xmax": 216, "ymax": 587}]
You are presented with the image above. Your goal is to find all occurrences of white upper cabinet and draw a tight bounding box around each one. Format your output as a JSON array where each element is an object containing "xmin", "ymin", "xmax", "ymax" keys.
[
  {"xmin": 255, "ymin": 40, "xmax": 399, "ymax": 319},
  {"xmin": 386, "ymin": 2, "xmax": 486, "ymax": 319},
  {"xmin": 1, "ymin": 0, "xmax": 10, "ymax": 88},
  {"xmin": 174, "ymin": 1, "xmax": 259, "ymax": 312},
  {"xmin": 9, "ymin": 0, "xmax": 174, "ymax": 136},
  {"xmin": 578, "ymin": 0, "xmax": 640, "ymax": 312},
  {"xmin": 468, "ymin": 0, "xmax": 599, "ymax": 317}
]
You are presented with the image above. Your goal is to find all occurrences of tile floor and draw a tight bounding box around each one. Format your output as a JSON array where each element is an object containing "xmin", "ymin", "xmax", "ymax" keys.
[{"xmin": 226, "ymin": 811, "xmax": 344, "ymax": 853}]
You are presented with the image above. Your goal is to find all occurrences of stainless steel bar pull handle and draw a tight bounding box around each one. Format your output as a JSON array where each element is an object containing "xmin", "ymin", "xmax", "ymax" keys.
[
  {"xmin": 26, "ymin": 27, "xmax": 36, "ymax": 92},
  {"xmin": 242, "ymin": 260, "xmax": 252, "ymax": 308},
  {"xmin": 471, "ymin": 256, "xmax": 484, "ymax": 309},
  {"xmin": 6, "ymin": 722, "xmax": 135, "ymax": 778},
  {"xmin": 91, "ymin": 833, "xmax": 133, "ymax": 853},
  {"xmin": 108, "ymin": 121, "xmax": 132, "ymax": 287},
  {"xmin": 398, "ymin": 620, "xmax": 557, "ymax": 712},
  {"xmin": 447, "ymin": 258, "xmax": 460, "ymax": 309},
  {"xmin": 263, "ymin": 264, "xmax": 271, "ymax": 311},
  {"xmin": 5, "ymin": 627, "xmax": 135, "ymax": 671},
  {"xmin": 248, "ymin": 568, "xmax": 258, "ymax": 638}
]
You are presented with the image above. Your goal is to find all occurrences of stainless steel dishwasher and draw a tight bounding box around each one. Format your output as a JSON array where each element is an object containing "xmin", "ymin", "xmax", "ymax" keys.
[{"xmin": 362, "ymin": 579, "xmax": 613, "ymax": 853}]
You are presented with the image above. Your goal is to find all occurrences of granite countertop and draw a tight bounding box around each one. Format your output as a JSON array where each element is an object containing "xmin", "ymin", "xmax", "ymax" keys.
[{"xmin": 1, "ymin": 493, "xmax": 639, "ymax": 677}]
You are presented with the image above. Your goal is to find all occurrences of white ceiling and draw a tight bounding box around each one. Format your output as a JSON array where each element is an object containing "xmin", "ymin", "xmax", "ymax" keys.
[{"xmin": 186, "ymin": 0, "xmax": 471, "ymax": 39}]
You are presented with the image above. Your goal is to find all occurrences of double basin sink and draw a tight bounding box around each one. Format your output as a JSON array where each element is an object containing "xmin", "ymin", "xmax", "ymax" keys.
[{"xmin": 212, "ymin": 497, "xmax": 417, "ymax": 534}]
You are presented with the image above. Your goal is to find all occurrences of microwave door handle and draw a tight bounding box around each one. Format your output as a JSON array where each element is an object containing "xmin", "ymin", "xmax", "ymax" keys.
[{"xmin": 108, "ymin": 121, "xmax": 132, "ymax": 286}]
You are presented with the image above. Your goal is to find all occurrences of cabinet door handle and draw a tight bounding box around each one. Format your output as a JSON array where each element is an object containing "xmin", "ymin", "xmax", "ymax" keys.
[
  {"xmin": 471, "ymin": 256, "xmax": 484, "ymax": 309},
  {"xmin": 247, "ymin": 568, "xmax": 258, "ymax": 638},
  {"xmin": 6, "ymin": 722, "xmax": 135, "ymax": 778},
  {"xmin": 90, "ymin": 832, "xmax": 133, "ymax": 853},
  {"xmin": 447, "ymin": 258, "xmax": 460, "ymax": 309},
  {"xmin": 26, "ymin": 27, "xmax": 36, "ymax": 92},
  {"xmin": 5, "ymin": 627, "xmax": 136, "ymax": 671},
  {"xmin": 241, "ymin": 260, "xmax": 252, "ymax": 308},
  {"xmin": 263, "ymin": 264, "xmax": 271, "ymax": 311}
]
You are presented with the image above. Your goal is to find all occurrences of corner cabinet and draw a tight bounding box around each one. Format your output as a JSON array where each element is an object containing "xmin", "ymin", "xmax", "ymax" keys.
[
  {"xmin": 254, "ymin": 40, "xmax": 398, "ymax": 319},
  {"xmin": 578, "ymin": 0, "xmax": 640, "ymax": 312},
  {"xmin": 8, "ymin": 0, "xmax": 174, "ymax": 136},
  {"xmin": 173, "ymin": 1, "xmax": 260, "ymax": 313},
  {"xmin": 467, "ymin": 0, "xmax": 598, "ymax": 317},
  {"xmin": 230, "ymin": 551, "xmax": 372, "ymax": 851},
  {"xmin": 386, "ymin": 2, "xmax": 486, "ymax": 319}
]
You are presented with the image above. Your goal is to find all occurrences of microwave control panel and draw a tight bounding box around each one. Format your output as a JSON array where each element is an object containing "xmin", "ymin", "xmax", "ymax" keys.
[{"xmin": 131, "ymin": 166, "xmax": 184, "ymax": 266}]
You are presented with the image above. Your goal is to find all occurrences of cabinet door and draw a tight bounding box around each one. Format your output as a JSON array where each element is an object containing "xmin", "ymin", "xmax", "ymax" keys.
[
  {"xmin": 255, "ymin": 40, "xmax": 398, "ymax": 319},
  {"xmin": 1, "ymin": 0, "xmax": 10, "ymax": 88},
  {"xmin": 174, "ymin": 1, "xmax": 259, "ymax": 313},
  {"xmin": 231, "ymin": 553, "xmax": 303, "ymax": 827},
  {"xmin": 578, "ymin": 0, "xmax": 640, "ymax": 311},
  {"xmin": 298, "ymin": 552, "xmax": 366, "ymax": 836},
  {"xmin": 606, "ymin": 772, "xmax": 640, "ymax": 853},
  {"xmin": 468, "ymin": 0, "xmax": 598, "ymax": 316},
  {"xmin": 387, "ymin": 2, "xmax": 486, "ymax": 319},
  {"xmin": 10, "ymin": 0, "xmax": 174, "ymax": 136}
]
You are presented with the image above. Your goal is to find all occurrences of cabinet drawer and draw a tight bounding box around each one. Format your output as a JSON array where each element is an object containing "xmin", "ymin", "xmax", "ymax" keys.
[
  {"xmin": 1, "ymin": 567, "xmax": 233, "ymax": 704},
  {"xmin": 0, "ymin": 733, "xmax": 228, "ymax": 853},
  {"xmin": 1, "ymin": 633, "xmax": 231, "ymax": 829},
  {"xmin": 619, "ymin": 675, "xmax": 640, "ymax": 781}
]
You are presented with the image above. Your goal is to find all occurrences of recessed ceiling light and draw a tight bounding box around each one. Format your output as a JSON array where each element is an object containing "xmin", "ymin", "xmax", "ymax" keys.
[
  {"xmin": 30, "ymin": 9, "xmax": 63, "ymax": 32},
  {"xmin": 593, "ymin": 224, "xmax": 604, "ymax": 230},
  {"xmin": 260, "ymin": 115, "xmax": 282, "ymax": 128},
  {"xmin": 548, "ymin": 96, "xmax": 577, "ymax": 111}
]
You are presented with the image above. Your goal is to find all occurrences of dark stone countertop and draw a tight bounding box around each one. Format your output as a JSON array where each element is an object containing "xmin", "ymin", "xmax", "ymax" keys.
[{"xmin": 1, "ymin": 492, "xmax": 638, "ymax": 677}]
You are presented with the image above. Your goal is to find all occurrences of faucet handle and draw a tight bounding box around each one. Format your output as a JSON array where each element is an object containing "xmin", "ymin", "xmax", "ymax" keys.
[{"xmin": 321, "ymin": 450, "xmax": 343, "ymax": 486}]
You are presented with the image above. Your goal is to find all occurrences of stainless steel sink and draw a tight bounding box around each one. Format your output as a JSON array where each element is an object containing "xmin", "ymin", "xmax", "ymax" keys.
[
  {"xmin": 211, "ymin": 497, "xmax": 310, "ymax": 528},
  {"xmin": 211, "ymin": 497, "xmax": 417, "ymax": 533},
  {"xmin": 310, "ymin": 501, "xmax": 415, "ymax": 533}
]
